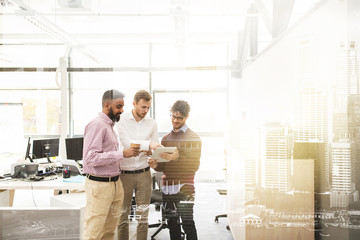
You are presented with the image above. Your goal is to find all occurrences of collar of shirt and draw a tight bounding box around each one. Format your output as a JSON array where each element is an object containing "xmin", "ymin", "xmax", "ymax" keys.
[
  {"xmin": 128, "ymin": 111, "xmax": 149, "ymax": 122},
  {"xmin": 99, "ymin": 112, "xmax": 115, "ymax": 127},
  {"xmin": 172, "ymin": 124, "xmax": 188, "ymax": 133}
]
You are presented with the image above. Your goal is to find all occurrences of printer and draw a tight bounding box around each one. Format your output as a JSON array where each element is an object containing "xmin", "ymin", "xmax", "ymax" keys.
[{"xmin": 11, "ymin": 163, "xmax": 39, "ymax": 178}]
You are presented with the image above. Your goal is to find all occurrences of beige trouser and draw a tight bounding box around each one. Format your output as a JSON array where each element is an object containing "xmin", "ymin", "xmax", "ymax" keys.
[
  {"xmin": 82, "ymin": 178, "xmax": 124, "ymax": 240},
  {"xmin": 117, "ymin": 170, "xmax": 152, "ymax": 240}
]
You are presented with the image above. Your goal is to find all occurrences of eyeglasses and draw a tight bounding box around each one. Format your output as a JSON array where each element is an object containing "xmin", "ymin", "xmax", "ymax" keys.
[{"xmin": 170, "ymin": 114, "xmax": 184, "ymax": 121}]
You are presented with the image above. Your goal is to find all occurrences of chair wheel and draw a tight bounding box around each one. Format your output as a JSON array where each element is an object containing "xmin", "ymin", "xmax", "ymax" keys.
[{"xmin": 215, "ymin": 217, "xmax": 219, "ymax": 223}]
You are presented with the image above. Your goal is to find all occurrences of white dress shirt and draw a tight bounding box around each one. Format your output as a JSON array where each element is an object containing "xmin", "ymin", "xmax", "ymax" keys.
[{"xmin": 116, "ymin": 111, "xmax": 159, "ymax": 171}]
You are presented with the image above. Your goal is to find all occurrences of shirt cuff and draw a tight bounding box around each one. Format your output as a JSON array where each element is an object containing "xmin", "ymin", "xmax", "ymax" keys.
[{"xmin": 115, "ymin": 150, "xmax": 124, "ymax": 160}]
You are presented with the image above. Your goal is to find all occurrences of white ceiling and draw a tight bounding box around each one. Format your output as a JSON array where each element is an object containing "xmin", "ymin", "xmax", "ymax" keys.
[
  {"xmin": 1, "ymin": 0, "xmax": 322, "ymax": 45},
  {"xmin": 1, "ymin": 0, "xmax": 253, "ymax": 45},
  {"xmin": 0, "ymin": 0, "xmax": 323, "ymax": 67}
]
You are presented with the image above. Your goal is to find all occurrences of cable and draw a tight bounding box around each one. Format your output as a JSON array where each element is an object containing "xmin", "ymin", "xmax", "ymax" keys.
[{"xmin": 30, "ymin": 182, "xmax": 37, "ymax": 207}]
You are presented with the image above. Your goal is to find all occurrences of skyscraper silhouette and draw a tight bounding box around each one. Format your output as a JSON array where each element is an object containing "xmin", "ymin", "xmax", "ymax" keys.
[{"xmin": 263, "ymin": 122, "xmax": 292, "ymax": 192}]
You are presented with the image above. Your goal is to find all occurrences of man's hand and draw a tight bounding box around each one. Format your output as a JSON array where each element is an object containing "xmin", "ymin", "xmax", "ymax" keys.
[
  {"xmin": 149, "ymin": 142, "xmax": 163, "ymax": 150},
  {"xmin": 145, "ymin": 149, "xmax": 153, "ymax": 156},
  {"xmin": 148, "ymin": 158, "xmax": 158, "ymax": 169},
  {"xmin": 123, "ymin": 146, "xmax": 140, "ymax": 158},
  {"xmin": 160, "ymin": 148, "xmax": 179, "ymax": 161}
]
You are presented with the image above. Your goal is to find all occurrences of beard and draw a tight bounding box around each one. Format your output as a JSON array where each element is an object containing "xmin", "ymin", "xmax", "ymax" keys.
[
  {"xmin": 108, "ymin": 107, "xmax": 121, "ymax": 122},
  {"xmin": 172, "ymin": 122, "xmax": 183, "ymax": 131},
  {"xmin": 136, "ymin": 110, "xmax": 146, "ymax": 119}
]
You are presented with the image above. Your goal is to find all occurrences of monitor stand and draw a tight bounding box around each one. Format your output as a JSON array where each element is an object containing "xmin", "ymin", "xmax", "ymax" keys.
[
  {"xmin": 25, "ymin": 155, "xmax": 33, "ymax": 163},
  {"xmin": 45, "ymin": 154, "xmax": 52, "ymax": 163}
]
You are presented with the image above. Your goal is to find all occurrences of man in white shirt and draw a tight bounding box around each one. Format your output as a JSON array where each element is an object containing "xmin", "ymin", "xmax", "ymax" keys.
[{"xmin": 116, "ymin": 90, "xmax": 160, "ymax": 240}]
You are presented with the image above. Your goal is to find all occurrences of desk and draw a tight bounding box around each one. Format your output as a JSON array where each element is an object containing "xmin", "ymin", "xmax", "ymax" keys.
[
  {"xmin": 0, "ymin": 177, "xmax": 85, "ymax": 191},
  {"xmin": 0, "ymin": 176, "xmax": 85, "ymax": 206},
  {"xmin": 0, "ymin": 176, "xmax": 86, "ymax": 239}
]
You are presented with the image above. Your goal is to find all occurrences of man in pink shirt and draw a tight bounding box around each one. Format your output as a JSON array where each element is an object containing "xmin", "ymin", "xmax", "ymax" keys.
[{"xmin": 82, "ymin": 89, "xmax": 140, "ymax": 240}]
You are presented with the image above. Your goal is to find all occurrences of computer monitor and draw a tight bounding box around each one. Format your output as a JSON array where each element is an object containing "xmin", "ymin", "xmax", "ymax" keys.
[
  {"xmin": 32, "ymin": 138, "xmax": 60, "ymax": 163},
  {"xmin": 25, "ymin": 137, "xmax": 33, "ymax": 162},
  {"xmin": 65, "ymin": 137, "xmax": 83, "ymax": 161}
]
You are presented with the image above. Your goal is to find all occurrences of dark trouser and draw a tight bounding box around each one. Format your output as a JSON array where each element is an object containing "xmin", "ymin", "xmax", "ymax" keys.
[{"xmin": 162, "ymin": 184, "xmax": 198, "ymax": 240}]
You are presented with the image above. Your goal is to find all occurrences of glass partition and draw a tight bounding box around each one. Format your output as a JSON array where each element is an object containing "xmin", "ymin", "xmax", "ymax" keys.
[{"xmin": 227, "ymin": 1, "xmax": 360, "ymax": 239}]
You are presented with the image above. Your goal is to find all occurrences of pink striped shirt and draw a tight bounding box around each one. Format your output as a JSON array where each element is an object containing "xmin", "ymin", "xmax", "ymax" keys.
[{"xmin": 83, "ymin": 112, "xmax": 123, "ymax": 177}]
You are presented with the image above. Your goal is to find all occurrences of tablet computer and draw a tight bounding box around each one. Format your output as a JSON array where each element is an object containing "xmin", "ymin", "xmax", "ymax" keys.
[{"xmin": 152, "ymin": 147, "xmax": 177, "ymax": 162}]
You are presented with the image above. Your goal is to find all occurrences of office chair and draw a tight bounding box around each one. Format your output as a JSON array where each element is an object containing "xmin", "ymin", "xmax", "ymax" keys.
[
  {"xmin": 214, "ymin": 159, "xmax": 230, "ymax": 230},
  {"xmin": 214, "ymin": 187, "xmax": 230, "ymax": 230},
  {"xmin": 148, "ymin": 172, "xmax": 185, "ymax": 240},
  {"xmin": 214, "ymin": 186, "xmax": 227, "ymax": 222},
  {"xmin": 129, "ymin": 196, "xmax": 136, "ymax": 221}
]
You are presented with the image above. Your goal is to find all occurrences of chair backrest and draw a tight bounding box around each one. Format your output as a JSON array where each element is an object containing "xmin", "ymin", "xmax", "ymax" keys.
[
  {"xmin": 153, "ymin": 171, "xmax": 163, "ymax": 189},
  {"xmin": 150, "ymin": 189, "xmax": 162, "ymax": 204},
  {"xmin": 150, "ymin": 171, "xmax": 164, "ymax": 204}
]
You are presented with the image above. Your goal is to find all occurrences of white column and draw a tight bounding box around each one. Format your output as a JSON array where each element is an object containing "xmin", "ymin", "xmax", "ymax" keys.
[{"xmin": 59, "ymin": 56, "xmax": 68, "ymax": 159}]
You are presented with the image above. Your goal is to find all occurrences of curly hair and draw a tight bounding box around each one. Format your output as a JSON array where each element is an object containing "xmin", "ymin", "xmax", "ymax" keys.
[{"xmin": 171, "ymin": 100, "xmax": 190, "ymax": 117}]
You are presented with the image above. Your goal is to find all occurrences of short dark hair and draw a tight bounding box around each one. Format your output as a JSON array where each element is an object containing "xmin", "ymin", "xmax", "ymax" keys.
[
  {"xmin": 102, "ymin": 89, "xmax": 125, "ymax": 107},
  {"xmin": 171, "ymin": 100, "xmax": 190, "ymax": 117},
  {"xmin": 134, "ymin": 90, "xmax": 152, "ymax": 103}
]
